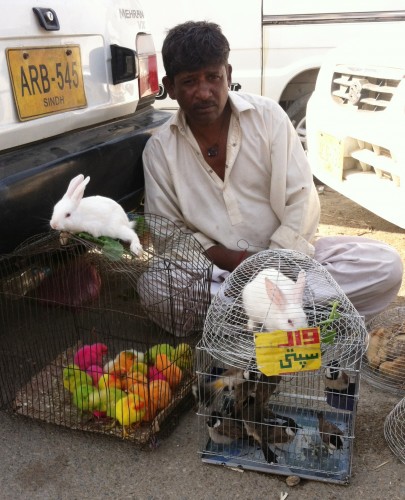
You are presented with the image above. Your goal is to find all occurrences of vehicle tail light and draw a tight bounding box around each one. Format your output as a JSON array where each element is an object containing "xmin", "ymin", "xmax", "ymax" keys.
[{"xmin": 137, "ymin": 34, "xmax": 159, "ymax": 98}]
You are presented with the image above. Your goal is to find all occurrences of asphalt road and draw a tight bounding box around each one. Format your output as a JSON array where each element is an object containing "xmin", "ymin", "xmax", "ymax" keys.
[{"xmin": 0, "ymin": 380, "xmax": 404, "ymax": 500}]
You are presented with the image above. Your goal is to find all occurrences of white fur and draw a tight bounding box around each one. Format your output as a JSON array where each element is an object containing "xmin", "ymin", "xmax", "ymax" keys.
[
  {"xmin": 242, "ymin": 268, "xmax": 307, "ymax": 331},
  {"xmin": 50, "ymin": 174, "xmax": 143, "ymax": 256}
]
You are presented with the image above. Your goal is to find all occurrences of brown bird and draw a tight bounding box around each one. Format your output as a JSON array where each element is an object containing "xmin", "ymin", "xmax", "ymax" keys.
[
  {"xmin": 240, "ymin": 394, "xmax": 278, "ymax": 463},
  {"xmin": 317, "ymin": 411, "xmax": 344, "ymax": 453},
  {"xmin": 263, "ymin": 412, "xmax": 301, "ymax": 450},
  {"xmin": 206, "ymin": 411, "xmax": 247, "ymax": 445},
  {"xmin": 193, "ymin": 368, "xmax": 253, "ymax": 408},
  {"xmin": 211, "ymin": 367, "xmax": 252, "ymax": 391},
  {"xmin": 233, "ymin": 373, "xmax": 281, "ymax": 417}
]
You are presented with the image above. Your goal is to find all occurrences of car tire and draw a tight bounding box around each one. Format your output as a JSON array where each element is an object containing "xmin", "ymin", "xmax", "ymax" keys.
[{"xmin": 286, "ymin": 93, "xmax": 312, "ymax": 151}]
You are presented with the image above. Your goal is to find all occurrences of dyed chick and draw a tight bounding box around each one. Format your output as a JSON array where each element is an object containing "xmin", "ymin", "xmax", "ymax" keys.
[
  {"xmin": 104, "ymin": 350, "xmax": 138, "ymax": 376},
  {"xmin": 207, "ymin": 411, "xmax": 247, "ymax": 445},
  {"xmin": 317, "ymin": 411, "xmax": 344, "ymax": 453},
  {"xmin": 115, "ymin": 393, "xmax": 146, "ymax": 437},
  {"xmin": 324, "ymin": 360, "xmax": 351, "ymax": 392},
  {"xmin": 89, "ymin": 388, "xmax": 126, "ymax": 419},
  {"xmin": 73, "ymin": 343, "xmax": 108, "ymax": 371}
]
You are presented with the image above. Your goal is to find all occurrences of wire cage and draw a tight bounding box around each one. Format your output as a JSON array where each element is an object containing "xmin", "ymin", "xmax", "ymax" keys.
[
  {"xmin": 362, "ymin": 307, "xmax": 405, "ymax": 397},
  {"xmin": 196, "ymin": 249, "xmax": 368, "ymax": 484},
  {"xmin": 201, "ymin": 249, "xmax": 368, "ymax": 371},
  {"xmin": 0, "ymin": 214, "xmax": 212, "ymax": 444},
  {"xmin": 384, "ymin": 396, "xmax": 405, "ymax": 464}
]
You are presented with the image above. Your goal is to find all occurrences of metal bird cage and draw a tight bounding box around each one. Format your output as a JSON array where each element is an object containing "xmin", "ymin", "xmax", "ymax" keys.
[
  {"xmin": 362, "ymin": 307, "xmax": 405, "ymax": 397},
  {"xmin": 384, "ymin": 396, "xmax": 405, "ymax": 464},
  {"xmin": 0, "ymin": 214, "xmax": 212, "ymax": 444},
  {"xmin": 197, "ymin": 249, "xmax": 368, "ymax": 484},
  {"xmin": 201, "ymin": 249, "xmax": 368, "ymax": 371}
]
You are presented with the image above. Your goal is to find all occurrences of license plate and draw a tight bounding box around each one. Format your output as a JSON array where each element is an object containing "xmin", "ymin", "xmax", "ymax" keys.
[
  {"xmin": 6, "ymin": 45, "xmax": 87, "ymax": 121},
  {"xmin": 318, "ymin": 132, "xmax": 344, "ymax": 179}
]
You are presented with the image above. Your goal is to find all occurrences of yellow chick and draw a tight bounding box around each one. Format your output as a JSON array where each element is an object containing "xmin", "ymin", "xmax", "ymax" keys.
[{"xmin": 115, "ymin": 393, "xmax": 146, "ymax": 437}]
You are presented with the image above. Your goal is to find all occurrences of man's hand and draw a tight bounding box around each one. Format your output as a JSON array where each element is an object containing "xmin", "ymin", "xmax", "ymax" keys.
[{"xmin": 205, "ymin": 245, "xmax": 253, "ymax": 272}]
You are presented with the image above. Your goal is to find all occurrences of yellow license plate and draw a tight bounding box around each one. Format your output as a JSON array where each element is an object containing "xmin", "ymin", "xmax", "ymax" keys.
[
  {"xmin": 318, "ymin": 132, "xmax": 344, "ymax": 180},
  {"xmin": 7, "ymin": 45, "xmax": 87, "ymax": 121}
]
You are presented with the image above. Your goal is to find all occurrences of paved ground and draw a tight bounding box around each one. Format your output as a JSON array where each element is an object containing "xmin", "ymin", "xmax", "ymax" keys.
[
  {"xmin": 0, "ymin": 379, "xmax": 403, "ymax": 500},
  {"xmin": 1, "ymin": 189, "xmax": 404, "ymax": 499}
]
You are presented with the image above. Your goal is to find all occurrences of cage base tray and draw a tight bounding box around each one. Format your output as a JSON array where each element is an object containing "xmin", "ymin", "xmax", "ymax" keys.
[{"xmin": 201, "ymin": 407, "xmax": 353, "ymax": 484}]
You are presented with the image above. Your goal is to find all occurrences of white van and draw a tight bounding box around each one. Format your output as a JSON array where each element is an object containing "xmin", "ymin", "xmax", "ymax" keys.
[
  {"xmin": 306, "ymin": 30, "xmax": 405, "ymax": 229},
  {"xmin": 144, "ymin": 0, "xmax": 405, "ymax": 148}
]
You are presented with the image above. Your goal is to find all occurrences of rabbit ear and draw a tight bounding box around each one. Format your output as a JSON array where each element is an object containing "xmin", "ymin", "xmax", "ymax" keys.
[
  {"xmin": 71, "ymin": 176, "xmax": 90, "ymax": 203},
  {"xmin": 264, "ymin": 277, "xmax": 287, "ymax": 309},
  {"xmin": 64, "ymin": 174, "xmax": 85, "ymax": 199},
  {"xmin": 294, "ymin": 270, "xmax": 307, "ymax": 302}
]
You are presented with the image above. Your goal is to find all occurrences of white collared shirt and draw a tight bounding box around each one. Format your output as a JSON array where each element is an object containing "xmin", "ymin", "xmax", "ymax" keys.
[{"xmin": 143, "ymin": 92, "xmax": 320, "ymax": 257}]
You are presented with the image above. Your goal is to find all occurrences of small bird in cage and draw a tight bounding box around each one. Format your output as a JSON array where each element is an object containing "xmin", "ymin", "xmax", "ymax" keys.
[
  {"xmin": 232, "ymin": 373, "xmax": 281, "ymax": 417},
  {"xmin": 264, "ymin": 412, "xmax": 301, "ymax": 451},
  {"xmin": 324, "ymin": 360, "xmax": 353, "ymax": 392},
  {"xmin": 237, "ymin": 391, "xmax": 299, "ymax": 464},
  {"xmin": 193, "ymin": 367, "xmax": 254, "ymax": 408},
  {"xmin": 240, "ymin": 396, "xmax": 278, "ymax": 464},
  {"xmin": 317, "ymin": 411, "xmax": 344, "ymax": 453},
  {"xmin": 211, "ymin": 367, "xmax": 253, "ymax": 391},
  {"xmin": 242, "ymin": 268, "xmax": 307, "ymax": 332},
  {"xmin": 206, "ymin": 411, "xmax": 247, "ymax": 445},
  {"xmin": 50, "ymin": 174, "xmax": 143, "ymax": 256}
]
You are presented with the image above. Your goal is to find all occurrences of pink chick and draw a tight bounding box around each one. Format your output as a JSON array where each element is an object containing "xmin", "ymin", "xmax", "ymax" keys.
[
  {"xmin": 86, "ymin": 365, "xmax": 104, "ymax": 386},
  {"xmin": 148, "ymin": 365, "xmax": 167, "ymax": 382},
  {"xmin": 93, "ymin": 410, "xmax": 107, "ymax": 419},
  {"xmin": 74, "ymin": 343, "xmax": 108, "ymax": 371}
]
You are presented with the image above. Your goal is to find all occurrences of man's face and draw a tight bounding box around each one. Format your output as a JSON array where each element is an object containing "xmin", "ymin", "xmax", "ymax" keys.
[{"xmin": 163, "ymin": 64, "xmax": 232, "ymax": 126}]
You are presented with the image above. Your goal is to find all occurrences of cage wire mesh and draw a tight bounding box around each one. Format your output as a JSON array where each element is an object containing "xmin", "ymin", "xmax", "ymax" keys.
[
  {"xmin": 196, "ymin": 249, "xmax": 367, "ymax": 484},
  {"xmin": 384, "ymin": 396, "xmax": 405, "ymax": 464},
  {"xmin": 362, "ymin": 307, "xmax": 405, "ymax": 397},
  {"xmin": 201, "ymin": 249, "xmax": 368, "ymax": 372},
  {"xmin": 0, "ymin": 213, "xmax": 212, "ymax": 444}
]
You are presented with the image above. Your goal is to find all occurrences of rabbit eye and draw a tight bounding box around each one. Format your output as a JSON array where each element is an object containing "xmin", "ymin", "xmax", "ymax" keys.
[
  {"xmin": 66, "ymin": 212, "xmax": 71, "ymax": 218},
  {"xmin": 288, "ymin": 319, "xmax": 294, "ymax": 326}
]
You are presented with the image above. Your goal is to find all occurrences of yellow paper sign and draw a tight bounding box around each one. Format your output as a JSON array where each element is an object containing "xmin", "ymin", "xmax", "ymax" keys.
[{"xmin": 254, "ymin": 327, "xmax": 322, "ymax": 376}]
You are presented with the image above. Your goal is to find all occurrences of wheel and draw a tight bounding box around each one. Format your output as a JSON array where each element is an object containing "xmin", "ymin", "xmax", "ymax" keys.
[{"xmin": 286, "ymin": 93, "xmax": 312, "ymax": 151}]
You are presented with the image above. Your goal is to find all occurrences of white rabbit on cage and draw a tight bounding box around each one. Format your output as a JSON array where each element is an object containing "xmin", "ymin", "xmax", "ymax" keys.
[{"xmin": 50, "ymin": 174, "xmax": 143, "ymax": 256}]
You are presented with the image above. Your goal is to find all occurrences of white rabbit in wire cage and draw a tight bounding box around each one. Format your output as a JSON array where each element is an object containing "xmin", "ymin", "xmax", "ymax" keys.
[
  {"xmin": 242, "ymin": 268, "xmax": 307, "ymax": 332},
  {"xmin": 201, "ymin": 249, "xmax": 368, "ymax": 371}
]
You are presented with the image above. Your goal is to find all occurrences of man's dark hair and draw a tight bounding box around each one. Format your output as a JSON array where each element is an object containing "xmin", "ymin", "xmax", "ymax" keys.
[{"xmin": 162, "ymin": 21, "xmax": 230, "ymax": 80}]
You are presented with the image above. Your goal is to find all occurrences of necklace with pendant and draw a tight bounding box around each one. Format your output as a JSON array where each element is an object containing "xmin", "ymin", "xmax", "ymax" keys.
[
  {"xmin": 207, "ymin": 144, "xmax": 219, "ymax": 157},
  {"xmin": 194, "ymin": 107, "xmax": 230, "ymax": 159}
]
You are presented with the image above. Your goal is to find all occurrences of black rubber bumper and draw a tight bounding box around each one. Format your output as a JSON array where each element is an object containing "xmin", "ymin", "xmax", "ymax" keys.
[{"xmin": 0, "ymin": 107, "xmax": 171, "ymax": 253}]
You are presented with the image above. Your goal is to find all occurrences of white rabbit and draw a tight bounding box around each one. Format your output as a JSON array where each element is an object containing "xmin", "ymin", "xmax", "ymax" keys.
[
  {"xmin": 242, "ymin": 268, "xmax": 307, "ymax": 331},
  {"xmin": 50, "ymin": 174, "xmax": 143, "ymax": 256}
]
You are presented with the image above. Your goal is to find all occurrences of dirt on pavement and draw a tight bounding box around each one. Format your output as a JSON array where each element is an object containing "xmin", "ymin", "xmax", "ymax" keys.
[{"xmin": 0, "ymin": 187, "xmax": 404, "ymax": 500}]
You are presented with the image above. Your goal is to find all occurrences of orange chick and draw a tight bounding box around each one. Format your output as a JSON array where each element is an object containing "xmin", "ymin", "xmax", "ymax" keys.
[
  {"xmin": 111, "ymin": 350, "xmax": 138, "ymax": 376},
  {"xmin": 155, "ymin": 354, "xmax": 183, "ymax": 389}
]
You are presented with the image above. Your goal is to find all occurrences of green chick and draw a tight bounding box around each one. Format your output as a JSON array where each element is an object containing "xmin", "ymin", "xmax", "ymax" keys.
[
  {"xmin": 71, "ymin": 383, "xmax": 95, "ymax": 412},
  {"xmin": 63, "ymin": 364, "xmax": 93, "ymax": 393}
]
